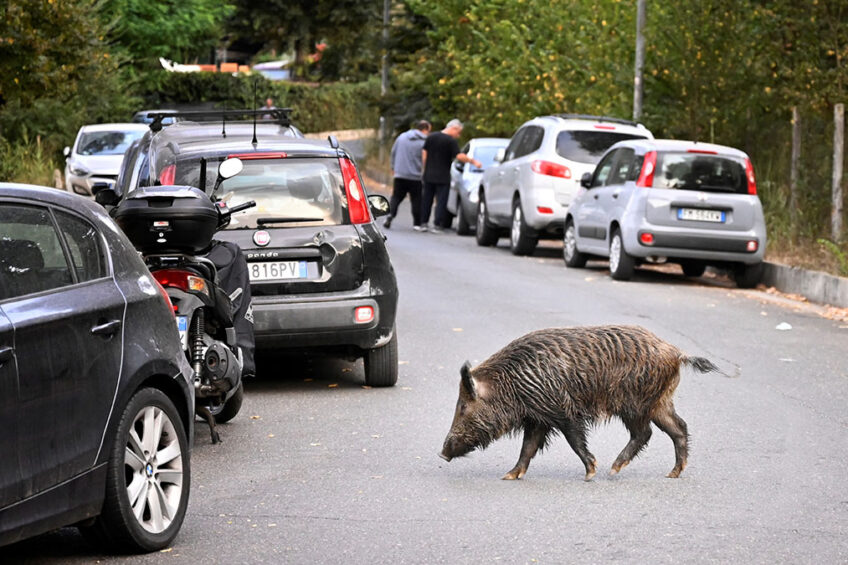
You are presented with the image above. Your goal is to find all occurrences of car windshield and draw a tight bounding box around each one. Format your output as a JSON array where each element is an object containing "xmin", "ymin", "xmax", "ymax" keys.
[
  {"xmin": 77, "ymin": 130, "xmax": 145, "ymax": 156},
  {"xmin": 171, "ymin": 156, "xmax": 346, "ymax": 228},
  {"xmin": 556, "ymin": 131, "xmax": 646, "ymax": 164},
  {"xmin": 473, "ymin": 145, "xmax": 505, "ymax": 169},
  {"xmin": 654, "ymin": 152, "xmax": 748, "ymax": 193}
]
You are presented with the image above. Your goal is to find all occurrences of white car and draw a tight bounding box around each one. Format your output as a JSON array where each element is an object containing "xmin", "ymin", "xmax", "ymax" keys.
[
  {"xmin": 64, "ymin": 123, "xmax": 148, "ymax": 196},
  {"xmin": 476, "ymin": 114, "xmax": 653, "ymax": 255}
]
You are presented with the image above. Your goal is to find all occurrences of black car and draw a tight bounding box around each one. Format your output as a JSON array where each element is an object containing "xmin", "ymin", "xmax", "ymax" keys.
[
  {"xmin": 0, "ymin": 183, "xmax": 194, "ymax": 552},
  {"xmin": 108, "ymin": 112, "xmax": 400, "ymax": 386}
]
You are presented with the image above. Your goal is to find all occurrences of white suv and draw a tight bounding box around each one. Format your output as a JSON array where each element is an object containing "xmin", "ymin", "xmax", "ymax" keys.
[{"xmin": 476, "ymin": 114, "xmax": 653, "ymax": 255}]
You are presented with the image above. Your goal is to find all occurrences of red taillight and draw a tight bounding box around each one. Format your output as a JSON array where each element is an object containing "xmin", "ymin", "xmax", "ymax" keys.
[
  {"xmin": 153, "ymin": 279, "xmax": 176, "ymax": 317},
  {"xmin": 639, "ymin": 232, "xmax": 655, "ymax": 245},
  {"xmin": 687, "ymin": 149, "xmax": 718, "ymax": 154},
  {"xmin": 536, "ymin": 206, "xmax": 554, "ymax": 214},
  {"xmin": 340, "ymin": 157, "xmax": 371, "ymax": 224},
  {"xmin": 227, "ymin": 152, "xmax": 287, "ymax": 160},
  {"xmin": 594, "ymin": 124, "xmax": 616, "ymax": 130},
  {"xmin": 160, "ymin": 164, "xmax": 175, "ymax": 185},
  {"xmin": 153, "ymin": 269, "xmax": 209, "ymax": 296},
  {"xmin": 747, "ymin": 240, "xmax": 758, "ymax": 252},
  {"xmin": 636, "ymin": 151, "xmax": 657, "ymax": 187},
  {"xmin": 531, "ymin": 160, "xmax": 571, "ymax": 179},
  {"xmin": 354, "ymin": 305, "xmax": 374, "ymax": 324},
  {"xmin": 744, "ymin": 158, "xmax": 757, "ymax": 195}
]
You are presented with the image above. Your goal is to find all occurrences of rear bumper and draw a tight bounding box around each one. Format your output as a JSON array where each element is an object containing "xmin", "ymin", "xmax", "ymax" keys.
[{"xmin": 624, "ymin": 223, "xmax": 766, "ymax": 265}]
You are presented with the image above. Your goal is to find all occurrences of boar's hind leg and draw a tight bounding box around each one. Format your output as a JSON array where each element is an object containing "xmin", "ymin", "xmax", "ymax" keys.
[
  {"xmin": 503, "ymin": 423, "xmax": 549, "ymax": 480},
  {"xmin": 651, "ymin": 402, "xmax": 689, "ymax": 478},
  {"xmin": 610, "ymin": 417, "xmax": 652, "ymax": 476},
  {"xmin": 559, "ymin": 420, "xmax": 597, "ymax": 481}
]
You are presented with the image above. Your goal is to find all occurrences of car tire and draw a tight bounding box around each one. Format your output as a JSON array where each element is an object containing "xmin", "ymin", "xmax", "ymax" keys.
[
  {"xmin": 208, "ymin": 382, "xmax": 244, "ymax": 424},
  {"xmin": 475, "ymin": 195, "xmax": 499, "ymax": 247},
  {"xmin": 734, "ymin": 262, "xmax": 763, "ymax": 288},
  {"xmin": 609, "ymin": 229, "xmax": 635, "ymax": 281},
  {"xmin": 82, "ymin": 388, "xmax": 190, "ymax": 552},
  {"xmin": 681, "ymin": 261, "xmax": 706, "ymax": 278},
  {"xmin": 456, "ymin": 206, "xmax": 472, "ymax": 236},
  {"xmin": 509, "ymin": 199, "xmax": 538, "ymax": 256},
  {"xmin": 563, "ymin": 220, "xmax": 588, "ymax": 268},
  {"xmin": 364, "ymin": 329, "xmax": 398, "ymax": 387}
]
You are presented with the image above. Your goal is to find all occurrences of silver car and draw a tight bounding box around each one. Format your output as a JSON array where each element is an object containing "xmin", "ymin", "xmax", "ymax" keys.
[
  {"xmin": 476, "ymin": 114, "xmax": 653, "ymax": 255},
  {"xmin": 563, "ymin": 139, "xmax": 767, "ymax": 288},
  {"xmin": 447, "ymin": 137, "xmax": 509, "ymax": 235},
  {"xmin": 64, "ymin": 123, "xmax": 148, "ymax": 196}
]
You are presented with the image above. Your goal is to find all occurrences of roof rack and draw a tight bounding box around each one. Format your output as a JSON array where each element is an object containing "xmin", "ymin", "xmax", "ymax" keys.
[
  {"xmin": 552, "ymin": 114, "xmax": 639, "ymax": 127},
  {"xmin": 145, "ymin": 108, "xmax": 294, "ymax": 132}
]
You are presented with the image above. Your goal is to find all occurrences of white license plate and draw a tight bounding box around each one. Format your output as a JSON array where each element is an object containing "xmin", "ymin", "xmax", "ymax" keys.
[
  {"xmin": 176, "ymin": 316, "xmax": 188, "ymax": 351},
  {"xmin": 678, "ymin": 208, "xmax": 725, "ymax": 223},
  {"xmin": 249, "ymin": 260, "xmax": 308, "ymax": 281}
]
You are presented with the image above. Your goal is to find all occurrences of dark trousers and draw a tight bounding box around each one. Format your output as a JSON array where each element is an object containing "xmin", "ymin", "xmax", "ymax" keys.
[
  {"xmin": 390, "ymin": 177, "xmax": 423, "ymax": 226},
  {"xmin": 421, "ymin": 182, "xmax": 450, "ymax": 227}
]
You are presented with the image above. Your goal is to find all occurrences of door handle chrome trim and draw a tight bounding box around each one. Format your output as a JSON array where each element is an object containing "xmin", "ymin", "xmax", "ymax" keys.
[{"xmin": 91, "ymin": 320, "xmax": 121, "ymax": 336}]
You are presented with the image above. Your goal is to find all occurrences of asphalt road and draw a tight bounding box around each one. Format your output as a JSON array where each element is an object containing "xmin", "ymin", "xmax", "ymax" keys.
[{"xmin": 6, "ymin": 202, "xmax": 848, "ymax": 564}]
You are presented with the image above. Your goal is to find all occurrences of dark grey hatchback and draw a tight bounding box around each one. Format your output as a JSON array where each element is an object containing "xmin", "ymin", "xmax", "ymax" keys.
[
  {"xmin": 0, "ymin": 184, "xmax": 194, "ymax": 552},
  {"xmin": 110, "ymin": 115, "xmax": 400, "ymax": 386}
]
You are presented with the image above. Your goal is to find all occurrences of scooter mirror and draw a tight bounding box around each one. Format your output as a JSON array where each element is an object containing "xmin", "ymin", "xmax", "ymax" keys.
[{"xmin": 218, "ymin": 157, "xmax": 244, "ymax": 180}]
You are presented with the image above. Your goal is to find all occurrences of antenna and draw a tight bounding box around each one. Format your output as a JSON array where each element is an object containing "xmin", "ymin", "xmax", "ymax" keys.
[
  {"xmin": 222, "ymin": 101, "xmax": 227, "ymax": 138},
  {"xmin": 252, "ymin": 79, "xmax": 259, "ymax": 146}
]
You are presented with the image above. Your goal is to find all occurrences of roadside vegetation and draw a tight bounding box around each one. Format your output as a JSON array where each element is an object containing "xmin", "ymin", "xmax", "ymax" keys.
[{"xmin": 1, "ymin": 0, "xmax": 845, "ymax": 275}]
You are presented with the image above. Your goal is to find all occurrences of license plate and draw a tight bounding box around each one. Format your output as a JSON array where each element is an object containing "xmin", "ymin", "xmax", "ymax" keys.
[
  {"xmin": 677, "ymin": 208, "xmax": 725, "ymax": 223},
  {"xmin": 249, "ymin": 260, "xmax": 308, "ymax": 281},
  {"xmin": 176, "ymin": 316, "xmax": 188, "ymax": 350}
]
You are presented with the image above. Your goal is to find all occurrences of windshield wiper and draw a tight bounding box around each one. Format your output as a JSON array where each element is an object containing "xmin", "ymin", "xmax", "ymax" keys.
[{"xmin": 257, "ymin": 217, "xmax": 325, "ymax": 226}]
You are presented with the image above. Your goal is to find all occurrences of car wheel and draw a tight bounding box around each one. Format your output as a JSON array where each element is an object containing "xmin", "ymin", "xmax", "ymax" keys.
[
  {"xmin": 82, "ymin": 388, "xmax": 189, "ymax": 552},
  {"xmin": 734, "ymin": 262, "xmax": 763, "ymax": 288},
  {"xmin": 475, "ymin": 195, "xmax": 499, "ymax": 247},
  {"xmin": 456, "ymin": 206, "xmax": 472, "ymax": 236},
  {"xmin": 509, "ymin": 199, "xmax": 538, "ymax": 256},
  {"xmin": 207, "ymin": 382, "xmax": 244, "ymax": 424},
  {"xmin": 680, "ymin": 260, "xmax": 706, "ymax": 278},
  {"xmin": 563, "ymin": 220, "xmax": 587, "ymax": 268},
  {"xmin": 364, "ymin": 329, "xmax": 398, "ymax": 387},
  {"xmin": 609, "ymin": 229, "xmax": 635, "ymax": 281}
]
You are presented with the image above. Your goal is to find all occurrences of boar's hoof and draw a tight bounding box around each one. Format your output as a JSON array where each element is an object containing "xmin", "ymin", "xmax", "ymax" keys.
[
  {"xmin": 666, "ymin": 466, "xmax": 684, "ymax": 478},
  {"xmin": 502, "ymin": 469, "xmax": 525, "ymax": 480},
  {"xmin": 609, "ymin": 461, "xmax": 628, "ymax": 476},
  {"xmin": 584, "ymin": 470, "xmax": 596, "ymax": 481}
]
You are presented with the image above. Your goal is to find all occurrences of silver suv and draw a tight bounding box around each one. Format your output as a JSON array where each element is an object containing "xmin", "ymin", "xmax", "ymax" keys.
[
  {"xmin": 563, "ymin": 139, "xmax": 767, "ymax": 288},
  {"xmin": 476, "ymin": 114, "xmax": 653, "ymax": 255}
]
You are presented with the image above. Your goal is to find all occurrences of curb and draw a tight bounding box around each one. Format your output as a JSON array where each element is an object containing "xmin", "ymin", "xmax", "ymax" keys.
[{"xmin": 760, "ymin": 262, "xmax": 848, "ymax": 308}]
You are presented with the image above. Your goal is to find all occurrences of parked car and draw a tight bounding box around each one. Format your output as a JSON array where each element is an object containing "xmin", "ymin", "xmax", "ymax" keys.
[
  {"xmin": 476, "ymin": 114, "xmax": 654, "ymax": 255},
  {"xmin": 563, "ymin": 139, "xmax": 766, "ymax": 288},
  {"xmin": 447, "ymin": 137, "xmax": 509, "ymax": 235},
  {"xmin": 64, "ymin": 123, "xmax": 149, "ymax": 197},
  {"xmin": 0, "ymin": 183, "xmax": 194, "ymax": 551},
  {"xmin": 107, "ymin": 113, "xmax": 400, "ymax": 386}
]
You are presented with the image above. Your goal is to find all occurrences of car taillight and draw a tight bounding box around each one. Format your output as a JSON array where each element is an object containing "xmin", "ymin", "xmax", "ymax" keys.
[
  {"xmin": 340, "ymin": 156, "xmax": 371, "ymax": 224},
  {"xmin": 639, "ymin": 232, "xmax": 655, "ymax": 245},
  {"xmin": 354, "ymin": 305, "xmax": 374, "ymax": 324},
  {"xmin": 537, "ymin": 206, "xmax": 554, "ymax": 214},
  {"xmin": 153, "ymin": 279, "xmax": 176, "ymax": 317},
  {"xmin": 744, "ymin": 158, "xmax": 757, "ymax": 195},
  {"xmin": 227, "ymin": 152, "xmax": 288, "ymax": 160},
  {"xmin": 160, "ymin": 164, "xmax": 176, "ymax": 185},
  {"xmin": 636, "ymin": 151, "xmax": 657, "ymax": 187},
  {"xmin": 531, "ymin": 160, "xmax": 571, "ymax": 179},
  {"xmin": 153, "ymin": 269, "xmax": 209, "ymax": 297}
]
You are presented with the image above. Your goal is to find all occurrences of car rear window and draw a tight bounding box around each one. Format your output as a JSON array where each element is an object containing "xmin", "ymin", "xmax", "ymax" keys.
[
  {"xmin": 173, "ymin": 157, "xmax": 346, "ymax": 228},
  {"xmin": 654, "ymin": 152, "xmax": 747, "ymax": 193},
  {"xmin": 556, "ymin": 131, "xmax": 646, "ymax": 164}
]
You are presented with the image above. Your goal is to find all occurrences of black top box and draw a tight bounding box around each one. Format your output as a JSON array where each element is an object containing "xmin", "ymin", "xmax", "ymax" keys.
[{"xmin": 114, "ymin": 185, "xmax": 219, "ymax": 255}]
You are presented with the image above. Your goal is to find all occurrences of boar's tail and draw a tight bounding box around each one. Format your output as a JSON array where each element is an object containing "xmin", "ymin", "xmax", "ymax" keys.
[{"xmin": 683, "ymin": 356, "xmax": 719, "ymax": 374}]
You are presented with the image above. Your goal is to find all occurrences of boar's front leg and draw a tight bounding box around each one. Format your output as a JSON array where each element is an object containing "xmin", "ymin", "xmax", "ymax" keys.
[
  {"xmin": 559, "ymin": 420, "xmax": 597, "ymax": 481},
  {"xmin": 503, "ymin": 422, "xmax": 549, "ymax": 480}
]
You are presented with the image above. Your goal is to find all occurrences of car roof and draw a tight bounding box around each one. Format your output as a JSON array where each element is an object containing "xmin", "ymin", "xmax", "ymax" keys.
[
  {"xmin": 0, "ymin": 183, "xmax": 112, "ymax": 216},
  {"xmin": 470, "ymin": 137, "xmax": 510, "ymax": 146},
  {"xmin": 78, "ymin": 123, "xmax": 150, "ymax": 133},
  {"xmin": 528, "ymin": 114, "xmax": 653, "ymax": 136},
  {"xmin": 609, "ymin": 138, "xmax": 750, "ymax": 159}
]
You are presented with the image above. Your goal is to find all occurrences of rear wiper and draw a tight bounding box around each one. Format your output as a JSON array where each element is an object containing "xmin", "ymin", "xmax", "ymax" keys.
[{"xmin": 257, "ymin": 217, "xmax": 324, "ymax": 225}]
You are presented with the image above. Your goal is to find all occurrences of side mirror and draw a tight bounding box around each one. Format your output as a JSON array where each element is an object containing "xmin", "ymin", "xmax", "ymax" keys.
[
  {"xmin": 495, "ymin": 148, "xmax": 506, "ymax": 163},
  {"xmin": 94, "ymin": 185, "xmax": 120, "ymax": 207},
  {"xmin": 63, "ymin": 146, "xmax": 71, "ymax": 158},
  {"xmin": 580, "ymin": 172, "xmax": 593, "ymax": 188},
  {"xmin": 454, "ymin": 161, "xmax": 464, "ymax": 172},
  {"xmin": 368, "ymin": 194, "xmax": 390, "ymax": 217},
  {"xmin": 218, "ymin": 157, "xmax": 244, "ymax": 180}
]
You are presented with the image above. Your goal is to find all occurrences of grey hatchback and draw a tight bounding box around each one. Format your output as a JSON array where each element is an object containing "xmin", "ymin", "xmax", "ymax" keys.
[{"xmin": 564, "ymin": 139, "xmax": 766, "ymax": 288}]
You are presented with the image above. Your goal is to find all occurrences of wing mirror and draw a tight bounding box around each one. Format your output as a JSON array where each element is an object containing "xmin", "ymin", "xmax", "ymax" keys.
[
  {"xmin": 63, "ymin": 146, "xmax": 71, "ymax": 158},
  {"xmin": 454, "ymin": 161, "xmax": 464, "ymax": 172},
  {"xmin": 495, "ymin": 148, "xmax": 506, "ymax": 163},
  {"xmin": 212, "ymin": 157, "xmax": 244, "ymax": 195},
  {"xmin": 368, "ymin": 194, "xmax": 390, "ymax": 217},
  {"xmin": 580, "ymin": 172, "xmax": 593, "ymax": 188},
  {"xmin": 92, "ymin": 182, "xmax": 120, "ymax": 206}
]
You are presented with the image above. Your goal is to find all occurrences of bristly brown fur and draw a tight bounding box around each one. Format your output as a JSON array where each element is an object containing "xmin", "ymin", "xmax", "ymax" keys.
[{"xmin": 440, "ymin": 325, "xmax": 717, "ymax": 480}]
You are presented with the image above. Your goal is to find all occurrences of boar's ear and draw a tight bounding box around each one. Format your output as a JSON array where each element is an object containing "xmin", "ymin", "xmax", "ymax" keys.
[{"xmin": 460, "ymin": 361, "xmax": 477, "ymax": 400}]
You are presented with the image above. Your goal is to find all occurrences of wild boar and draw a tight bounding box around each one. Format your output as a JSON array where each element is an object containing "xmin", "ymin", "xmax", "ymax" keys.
[{"xmin": 439, "ymin": 325, "xmax": 718, "ymax": 480}]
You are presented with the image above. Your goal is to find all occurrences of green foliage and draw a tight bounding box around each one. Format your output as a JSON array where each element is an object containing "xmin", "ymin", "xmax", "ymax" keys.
[
  {"xmin": 0, "ymin": 132, "xmax": 58, "ymax": 187},
  {"xmin": 818, "ymin": 239, "xmax": 848, "ymax": 276}
]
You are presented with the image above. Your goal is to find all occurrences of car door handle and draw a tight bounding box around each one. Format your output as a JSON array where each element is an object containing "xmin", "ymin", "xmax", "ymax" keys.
[
  {"xmin": 593, "ymin": 194, "xmax": 599, "ymax": 200},
  {"xmin": 0, "ymin": 346, "xmax": 13, "ymax": 366},
  {"xmin": 612, "ymin": 192, "xmax": 620, "ymax": 199},
  {"xmin": 91, "ymin": 319, "xmax": 121, "ymax": 337}
]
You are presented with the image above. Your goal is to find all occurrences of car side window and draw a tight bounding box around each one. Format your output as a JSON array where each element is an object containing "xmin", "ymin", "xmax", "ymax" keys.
[
  {"xmin": 514, "ymin": 126, "xmax": 544, "ymax": 159},
  {"xmin": 607, "ymin": 148, "xmax": 636, "ymax": 186},
  {"xmin": 0, "ymin": 204, "xmax": 73, "ymax": 300},
  {"xmin": 591, "ymin": 150, "xmax": 618, "ymax": 188},
  {"xmin": 627, "ymin": 154, "xmax": 645, "ymax": 182},
  {"xmin": 503, "ymin": 128, "xmax": 527, "ymax": 162},
  {"xmin": 54, "ymin": 211, "xmax": 108, "ymax": 282}
]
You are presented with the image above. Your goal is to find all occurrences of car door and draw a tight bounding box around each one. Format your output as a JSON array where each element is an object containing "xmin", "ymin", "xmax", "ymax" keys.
[
  {"xmin": 574, "ymin": 149, "xmax": 620, "ymax": 254},
  {"xmin": 0, "ymin": 308, "xmax": 20, "ymax": 507},
  {"xmin": 594, "ymin": 147, "xmax": 637, "ymax": 231},
  {"xmin": 488, "ymin": 128, "xmax": 527, "ymax": 221},
  {"xmin": 0, "ymin": 202, "xmax": 124, "ymax": 499}
]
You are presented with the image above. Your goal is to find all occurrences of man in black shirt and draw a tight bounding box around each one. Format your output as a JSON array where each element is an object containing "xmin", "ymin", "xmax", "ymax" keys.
[{"xmin": 421, "ymin": 119, "xmax": 481, "ymax": 233}]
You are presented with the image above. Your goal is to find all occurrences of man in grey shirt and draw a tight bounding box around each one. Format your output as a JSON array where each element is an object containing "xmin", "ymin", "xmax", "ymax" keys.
[{"xmin": 385, "ymin": 120, "xmax": 431, "ymax": 230}]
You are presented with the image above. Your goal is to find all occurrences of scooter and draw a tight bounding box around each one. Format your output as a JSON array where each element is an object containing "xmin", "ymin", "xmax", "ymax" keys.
[{"xmin": 114, "ymin": 158, "xmax": 254, "ymax": 443}]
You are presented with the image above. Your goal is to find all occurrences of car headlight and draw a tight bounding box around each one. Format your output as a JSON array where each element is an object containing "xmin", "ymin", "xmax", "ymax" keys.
[{"xmin": 68, "ymin": 163, "xmax": 89, "ymax": 176}]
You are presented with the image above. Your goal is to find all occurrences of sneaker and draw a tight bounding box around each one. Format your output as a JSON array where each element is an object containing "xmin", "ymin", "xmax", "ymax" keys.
[
  {"xmin": 430, "ymin": 226, "xmax": 443, "ymax": 234},
  {"xmin": 383, "ymin": 216, "xmax": 393, "ymax": 229},
  {"xmin": 413, "ymin": 225, "xmax": 426, "ymax": 232}
]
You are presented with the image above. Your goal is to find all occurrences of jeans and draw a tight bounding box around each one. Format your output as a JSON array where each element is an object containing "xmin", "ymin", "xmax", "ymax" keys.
[
  {"xmin": 389, "ymin": 177, "xmax": 423, "ymax": 226},
  {"xmin": 421, "ymin": 182, "xmax": 450, "ymax": 227}
]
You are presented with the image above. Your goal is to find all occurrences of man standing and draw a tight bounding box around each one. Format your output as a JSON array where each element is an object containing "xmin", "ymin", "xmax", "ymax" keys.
[
  {"xmin": 421, "ymin": 119, "xmax": 481, "ymax": 233},
  {"xmin": 385, "ymin": 120, "xmax": 431, "ymax": 230}
]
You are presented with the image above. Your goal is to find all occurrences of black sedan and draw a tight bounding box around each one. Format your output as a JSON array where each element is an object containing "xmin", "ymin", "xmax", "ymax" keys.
[{"xmin": 0, "ymin": 183, "xmax": 194, "ymax": 552}]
